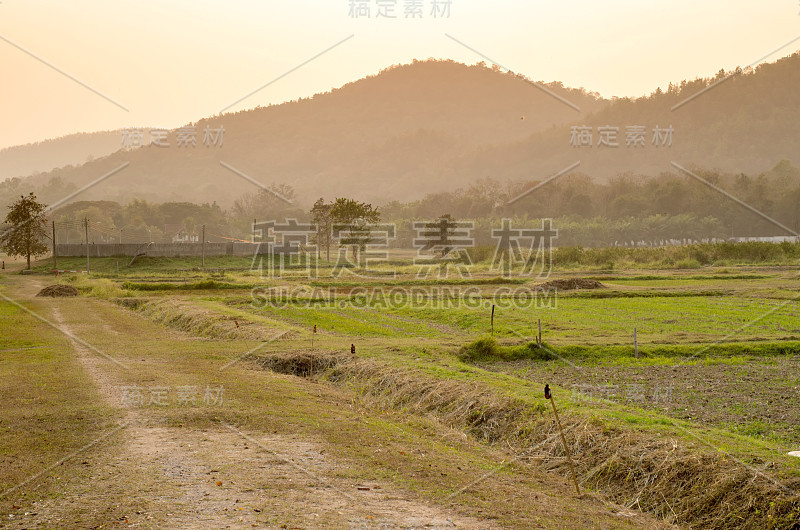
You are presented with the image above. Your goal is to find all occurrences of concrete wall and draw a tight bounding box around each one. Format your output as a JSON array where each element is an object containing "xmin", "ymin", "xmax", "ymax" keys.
[{"xmin": 55, "ymin": 243, "xmax": 265, "ymax": 258}]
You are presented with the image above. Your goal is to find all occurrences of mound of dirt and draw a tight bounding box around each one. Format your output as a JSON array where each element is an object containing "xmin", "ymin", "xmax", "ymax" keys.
[
  {"xmin": 36, "ymin": 284, "xmax": 79, "ymax": 297},
  {"xmin": 539, "ymin": 278, "xmax": 605, "ymax": 290}
]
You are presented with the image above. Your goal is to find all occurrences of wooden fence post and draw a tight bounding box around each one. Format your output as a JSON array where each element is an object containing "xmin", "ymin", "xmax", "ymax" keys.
[{"xmin": 545, "ymin": 384, "xmax": 580, "ymax": 495}]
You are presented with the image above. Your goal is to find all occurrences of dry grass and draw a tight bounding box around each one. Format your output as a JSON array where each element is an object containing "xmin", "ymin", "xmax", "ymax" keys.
[
  {"xmin": 36, "ymin": 284, "xmax": 79, "ymax": 297},
  {"xmin": 115, "ymin": 298, "xmax": 299, "ymax": 341},
  {"xmin": 253, "ymin": 350, "xmax": 800, "ymax": 529}
]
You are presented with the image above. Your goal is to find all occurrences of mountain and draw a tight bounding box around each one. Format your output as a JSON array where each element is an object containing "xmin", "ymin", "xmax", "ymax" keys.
[
  {"xmin": 6, "ymin": 60, "xmax": 605, "ymax": 208},
  {"xmin": 5, "ymin": 54, "xmax": 800, "ymax": 209},
  {"xmin": 462, "ymin": 52, "xmax": 800, "ymax": 185},
  {"xmin": 0, "ymin": 131, "xmax": 123, "ymax": 181}
]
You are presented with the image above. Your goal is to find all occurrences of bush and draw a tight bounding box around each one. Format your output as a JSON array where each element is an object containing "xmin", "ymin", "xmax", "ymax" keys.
[
  {"xmin": 458, "ymin": 337, "xmax": 554, "ymax": 363},
  {"xmin": 674, "ymin": 258, "xmax": 702, "ymax": 269}
]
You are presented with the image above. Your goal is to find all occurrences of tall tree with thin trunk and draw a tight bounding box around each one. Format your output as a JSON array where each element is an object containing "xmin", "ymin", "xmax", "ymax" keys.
[
  {"xmin": 310, "ymin": 198, "xmax": 333, "ymax": 261},
  {"xmin": 0, "ymin": 192, "xmax": 49, "ymax": 270}
]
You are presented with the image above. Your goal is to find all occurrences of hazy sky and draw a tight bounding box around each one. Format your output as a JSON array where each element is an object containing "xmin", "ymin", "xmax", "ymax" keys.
[{"xmin": 1, "ymin": 0, "xmax": 798, "ymax": 149}]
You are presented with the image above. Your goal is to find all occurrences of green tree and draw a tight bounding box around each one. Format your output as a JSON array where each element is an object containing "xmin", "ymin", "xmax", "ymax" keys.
[
  {"xmin": 330, "ymin": 198, "xmax": 380, "ymax": 263},
  {"xmin": 1, "ymin": 192, "xmax": 49, "ymax": 270},
  {"xmin": 310, "ymin": 198, "xmax": 333, "ymax": 261}
]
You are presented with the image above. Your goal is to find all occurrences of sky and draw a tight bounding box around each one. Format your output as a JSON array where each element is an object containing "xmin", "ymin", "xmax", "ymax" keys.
[{"xmin": 1, "ymin": 0, "xmax": 799, "ymax": 149}]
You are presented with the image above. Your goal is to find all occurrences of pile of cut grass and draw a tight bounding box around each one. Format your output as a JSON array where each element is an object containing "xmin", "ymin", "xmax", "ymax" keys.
[
  {"xmin": 36, "ymin": 284, "xmax": 79, "ymax": 297},
  {"xmin": 538, "ymin": 278, "xmax": 605, "ymax": 290},
  {"xmin": 254, "ymin": 350, "xmax": 348, "ymax": 378},
  {"xmin": 115, "ymin": 298, "xmax": 297, "ymax": 340}
]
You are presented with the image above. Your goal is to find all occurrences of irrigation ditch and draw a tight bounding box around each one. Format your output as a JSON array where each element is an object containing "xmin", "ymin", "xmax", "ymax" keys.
[{"xmin": 252, "ymin": 350, "xmax": 800, "ymax": 529}]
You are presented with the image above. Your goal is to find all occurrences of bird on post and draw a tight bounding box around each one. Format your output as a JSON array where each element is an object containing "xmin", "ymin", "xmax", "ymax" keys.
[{"xmin": 544, "ymin": 384, "xmax": 551, "ymax": 399}]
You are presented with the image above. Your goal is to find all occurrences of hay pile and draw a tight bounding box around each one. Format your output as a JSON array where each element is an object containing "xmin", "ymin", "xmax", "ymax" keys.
[
  {"xmin": 255, "ymin": 351, "xmax": 347, "ymax": 378},
  {"xmin": 36, "ymin": 284, "xmax": 79, "ymax": 297},
  {"xmin": 539, "ymin": 278, "xmax": 605, "ymax": 290}
]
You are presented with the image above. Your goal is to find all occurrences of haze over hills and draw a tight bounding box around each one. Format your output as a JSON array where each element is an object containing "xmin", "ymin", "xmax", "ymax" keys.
[
  {"xmin": 467, "ymin": 52, "xmax": 800, "ymax": 185},
  {"xmin": 0, "ymin": 131, "xmax": 123, "ymax": 181},
  {"xmin": 4, "ymin": 54, "xmax": 800, "ymax": 209}
]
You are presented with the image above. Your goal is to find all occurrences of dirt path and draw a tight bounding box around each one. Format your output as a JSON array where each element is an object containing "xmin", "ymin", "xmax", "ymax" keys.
[{"xmin": 13, "ymin": 281, "xmax": 499, "ymax": 529}]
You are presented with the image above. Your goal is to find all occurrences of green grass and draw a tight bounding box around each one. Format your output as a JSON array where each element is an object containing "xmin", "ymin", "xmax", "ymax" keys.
[
  {"xmin": 0, "ymin": 281, "xmax": 118, "ymax": 501},
  {"xmin": 122, "ymin": 279, "xmax": 248, "ymax": 291}
]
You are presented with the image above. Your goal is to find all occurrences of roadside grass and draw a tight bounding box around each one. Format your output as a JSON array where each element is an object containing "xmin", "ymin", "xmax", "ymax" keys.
[
  {"xmin": 246, "ymin": 338, "xmax": 800, "ymax": 526},
  {"xmin": 0, "ymin": 281, "xmax": 119, "ymax": 505}
]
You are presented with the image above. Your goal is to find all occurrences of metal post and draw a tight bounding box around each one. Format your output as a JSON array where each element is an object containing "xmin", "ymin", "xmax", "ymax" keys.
[
  {"xmin": 201, "ymin": 225, "xmax": 206, "ymax": 268},
  {"xmin": 52, "ymin": 220, "xmax": 57, "ymax": 270},
  {"xmin": 538, "ymin": 318, "xmax": 542, "ymax": 346},
  {"xmin": 84, "ymin": 218, "xmax": 90, "ymax": 274},
  {"xmin": 491, "ymin": 304, "xmax": 495, "ymax": 336}
]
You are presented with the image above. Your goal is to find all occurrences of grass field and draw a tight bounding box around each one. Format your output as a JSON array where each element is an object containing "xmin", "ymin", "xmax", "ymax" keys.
[{"xmin": 3, "ymin": 251, "xmax": 800, "ymax": 528}]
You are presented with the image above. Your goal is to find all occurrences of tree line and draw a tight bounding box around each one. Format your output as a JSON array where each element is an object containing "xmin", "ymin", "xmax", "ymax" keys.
[{"xmin": 4, "ymin": 158, "xmax": 799, "ymax": 270}]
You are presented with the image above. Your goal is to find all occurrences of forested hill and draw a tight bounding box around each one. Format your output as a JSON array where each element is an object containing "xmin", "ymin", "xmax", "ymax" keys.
[
  {"xmin": 463, "ymin": 52, "xmax": 800, "ymax": 184},
  {"xmin": 6, "ymin": 60, "xmax": 603, "ymax": 207},
  {"xmin": 5, "ymin": 54, "xmax": 800, "ymax": 209}
]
